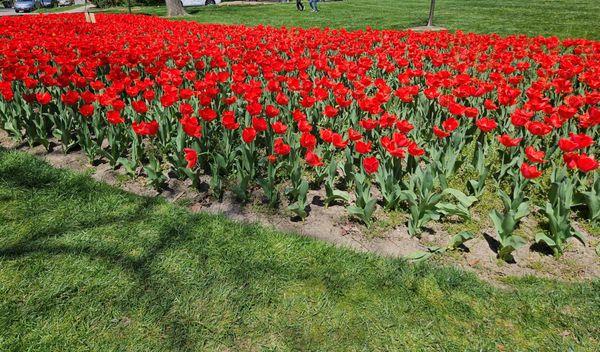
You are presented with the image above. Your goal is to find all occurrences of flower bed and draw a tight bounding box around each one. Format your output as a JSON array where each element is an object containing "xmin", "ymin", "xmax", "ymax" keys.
[{"xmin": 0, "ymin": 14, "xmax": 598, "ymax": 261}]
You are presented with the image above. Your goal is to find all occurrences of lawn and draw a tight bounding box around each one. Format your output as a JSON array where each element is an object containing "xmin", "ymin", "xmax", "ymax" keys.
[
  {"xmin": 111, "ymin": 0, "xmax": 600, "ymax": 39},
  {"xmin": 0, "ymin": 149, "xmax": 599, "ymax": 350},
  {"xmin": 37, "ymin": 4, "xmax": 85, "ymax": 13}
]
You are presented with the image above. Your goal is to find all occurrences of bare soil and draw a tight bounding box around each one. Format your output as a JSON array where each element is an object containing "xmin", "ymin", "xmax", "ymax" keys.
[
  {"xmin": 408, "ymin": 26, "xmax": 448, "ymax": 32},
  {"xmin": 1, "ymin": 130, "xmax": 598, "ymax": 284},
  {"xmin": 219, "ymin": 1, "xmax": 275, "ymax": 6}
]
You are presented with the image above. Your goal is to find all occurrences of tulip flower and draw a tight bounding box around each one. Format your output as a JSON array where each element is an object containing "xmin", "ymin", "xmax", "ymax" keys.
[
  {"xmin": 520, "ymin": 162, "xmax": 543, "ymax": 179},
  {"xmin": 362, "ymin": 156, "xmax": 379, "ymax": 175},
  {"xmin": 183, "ymin": 148, "xmax": 198, "ymax": 169}
]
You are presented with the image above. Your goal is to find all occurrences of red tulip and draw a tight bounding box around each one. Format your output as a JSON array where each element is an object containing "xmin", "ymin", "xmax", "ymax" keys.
[
  {"xmin": 396, "ymin": 120, "xmax": 414, "ymax": 134},
  {"xmin": 526, "ymin": 121, "xmax": 552, "ymax": 136},
  {"xmin": 183, "ymin": 148, "xmax": 198, "ymax": 169},
  {"xmin": 300, "ymin": 132, "xmax": 317, "ymax": 151},
  {"xmin": 221, "ymin": 111, "xmax": 239, "ymax": 130},
  {"xmin": 563, "ymin": 152, "xmax": 579, "ymax": 169},
  {"xmin": 106, "ymin": 110, "xmax": 124, "ymax": 125},
  {"xmin": 355, "ymin": 140, "xmax": 372, "ymax": 154},
  {"xmin": 179, "ymin": 103, "xmax": 194, "ymax": 116},
  {"xmin": 35, "ymin": 92, "xmax": 51, "ymax": 105},
  {"xmin": 273, "ymin": 138, "xmax": 291, "ymax": 156},
  {"xmin": 442, "ymin": 117, "xmax": 459, "ymax": 132},
  {"xmin": 348, "ymin": 128, "xmax": 363, "ymax": 141},
  {"xmin": 132, "ymin": 120, "xmax": 159, "ymax": 136},
  {"xmin": 576, "ymin": 154, "xmax": 598, "ymax": 173},
  {"xmin": 558, "ymin": 138, "xmax": 578, "ymax": 152},
  {"xmin": 246, "ymin": 101, "xmax": 262, "ymax": 116},
  {"xmin": 180, "ymin": 116, "xmax": 202, "ymax": 138},
  {"xmin": 242, "ymin": 127, "xmax": 257, "ymax": 143},
  {"xmin": 476, "ymin": 117, "xmax": 497, "ymax": 132},
  {"xmin": 324, "ymin": 105, "xmax": 339, "ymax": 118},
  {"xmin": 271, "ymin": 121, "xmax": 287, "ymax": 134},
  {"xmin": 78, "ymin": 104, "xmax": 94, "ymax": 117},
  {"xmin": 61, "ymin": 91, "xmax": 79, "ymax": 106},
  {"xmin": 132, "ymin": 100, "xmax": 148, "ymax": 114},
  {"xmin": 362, "ymin": 156, "xmax": 379, "ymax": 175},
  {"xmin": 305, "ymin": 151, "xmax": 324, "ymax": 167},
  {"xmin": 199, "ymin": 108, "xmax": 217, "ymax": 122},
  {"xmin": 569, "ymin": 133, "xmax": 594, "ymax": 149},
  {"xmin": 408, "ymin": 142, "xmax": 425, "ymax": 157},
  {"xmin": 331, "ymin": 133, "xmax": 348, "ymax": 149},
  {"xmin": 520, "ymin": 162, "xmax": 543, "ymax": 179},
  {"xmin": 319, "ymin": 128, "xmax": 333, "ymax": 143},
  {"xmin": 433, "ymin": 125, "xmax": 450, "ymax": 138},
  {"xmin": 252, "ymin": 117, "xmax": 268, "ymax": 132},
  {"xmin": 497, "ymin": 134, "xmax": 522, "ymax": 147},
  {"xmin": 265, "ymin": 105, "xmax": 280, "ymax": 118},
  {"xmin": 525, "ymin": 146, "xmax": 545, "ymax": 163}
]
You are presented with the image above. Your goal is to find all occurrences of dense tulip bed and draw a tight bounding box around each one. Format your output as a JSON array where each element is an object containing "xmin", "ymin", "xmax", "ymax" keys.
[{"xmin": 0, "ymin": 15, "xmax": 598, "ymax": 260}]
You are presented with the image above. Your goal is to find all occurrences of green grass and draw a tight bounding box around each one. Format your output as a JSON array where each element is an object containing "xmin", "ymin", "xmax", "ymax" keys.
[
  {"xmin": 37, "ymin": 4, "xmax": 84, "ymax": 13},
  {"xmin": 106, "ymin": 0, "xmax": 600, "ymax": 39},
  {"xmin": 1, "ymin": 149, "xmax": 599, "ymax": 350}
]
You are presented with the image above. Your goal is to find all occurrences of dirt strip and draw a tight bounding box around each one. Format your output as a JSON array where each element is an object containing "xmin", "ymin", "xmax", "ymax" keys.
[{"xmin": 1, "ymin": 130, "xmax": 598, "ymax": 284}]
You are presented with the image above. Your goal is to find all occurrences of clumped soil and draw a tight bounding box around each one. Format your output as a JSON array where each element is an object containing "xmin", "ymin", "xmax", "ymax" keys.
[{"xmin": 2, "ymin": 131, "xmax": 598, "ymax": 284}]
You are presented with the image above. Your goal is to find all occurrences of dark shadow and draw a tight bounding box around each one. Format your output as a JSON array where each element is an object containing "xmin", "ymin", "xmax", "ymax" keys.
[
  {"xmin": 421, "ymin": 226, "xmax": 435, "ymax": 235},
  {"xmin": 290, "ymin": 205, "xmax": 311, "ymax": 222},
  {"xmin": 456, "ymin": 243, "xmax": 470, "ymax": 253},
  {"xmin": 530, "ymin": 241, "xmax": 554, "ymax": 256},
  {"xmin": 91, "ymin": 158, "xmax": 106, "ymax": 167},
  {"xmin": 482, "ymin": 233, "xmax": 500, "ymax": 254},
  {"xmin": 483, "ymin": 233, "xmax": 517, "ymax": 263},
  {"xmin": 311, "ymin": 195, "xmax": 324, "ymax": 207}
]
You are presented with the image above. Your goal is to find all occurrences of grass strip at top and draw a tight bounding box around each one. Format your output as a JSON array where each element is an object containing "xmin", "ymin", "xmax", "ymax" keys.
[
  {"xmin": 37, "ymin": 4, "xmax": 85, "ymax": 13},
  {"xmin": 106, "ymin": 0, "xmax": 600, "ymax": 39},
  {"xmin": 0, "ymin": 148, "xmax": 598, "ymax": 351}
]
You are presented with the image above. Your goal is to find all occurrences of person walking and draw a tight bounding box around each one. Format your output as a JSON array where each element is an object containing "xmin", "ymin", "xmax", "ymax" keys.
[
  {"xmin": 296, "ymin": 0, "xmax": 304, "ymax": 11},
  {"xmin": 308, "ymin": 0, "xmax": 319, "ymax": 12}
]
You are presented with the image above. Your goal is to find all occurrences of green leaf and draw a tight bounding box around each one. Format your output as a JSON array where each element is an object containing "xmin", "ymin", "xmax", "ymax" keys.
[
  {"xmin": 514, "ymin": 201, "xmax": 530, "ymax": 221},
  {"xmin": 331, "ymin": 189, "xmax": 350, "ymax": 202},
  {"xmin": 436, "ymin": 203, "xmax": 470, "ymax": 220},
  {"xmin": 346, "ymin": 205, "xmax": 365, "ymax": 217},
  {"xmin": 298, "ymin": 179, "xmax": 309, "ymax": 197},
  {"xmin": 443, "ymin": 188, "xmax": 477, "ymax": 208},
  {"xmin": 287, "ymin": 203, "xmax": 307, "ymax": 219},
  {"xmin": 404, "ymin": 250, "xmax": 433, "ymax": 263},
  {"xmin": 448, "ymin": 231, "xmax": 474, "ymax": 250},
  {"xmin": 489, "ymin": 210, "xmax": 503, "ymax": 235},
  {"xmin": 498, "ymin": 245, "xmax": 516, "ymax": 262},
  {"xmin": 500, "ymin": 211, "xmax": 518, "ymax": 239},
  {"xmin": 504, "ymin": 235, "xmax": 527, "ymax": 251},
  {"xmin": 498, "ymin": 190, "xmax": 511, "ymax": 210},
  {"xmin": 571, "ymin": 230, "xmax": 585, "ymax": 244},
  {"xmin": 535, "ymin": 233, "xmax": 556, "ymax": 247},
  {"xmin": 364, "ymin": 198, "xmax": 377, "ymax": 218}
]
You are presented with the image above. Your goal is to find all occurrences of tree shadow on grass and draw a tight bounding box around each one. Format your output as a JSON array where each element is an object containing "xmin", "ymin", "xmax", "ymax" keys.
[
  {"xmin": 0, "ymin": 150, "xmax": 200, "ymax": 349},
  {"xmin": 0, "ymin": 149, "xmax": 520, "ymax": 349}
]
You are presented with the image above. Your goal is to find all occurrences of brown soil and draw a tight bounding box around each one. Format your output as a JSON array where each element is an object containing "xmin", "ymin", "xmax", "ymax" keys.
[
  {"xmin": 1, "ymin": 129, "xmax": 598, "ymax": 284},
  {"xmin": 408, "ymin": 26, "xmax": 448, "ymax": 32},
  {"xmin": 219, "ymin": 1, "xmax": 275, "ymax": 6}
]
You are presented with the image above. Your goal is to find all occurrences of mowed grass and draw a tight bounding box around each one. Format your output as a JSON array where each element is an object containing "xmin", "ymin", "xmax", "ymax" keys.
[
  {"xmin": 112, "ymin": 0, "xmax": 600, "ymax": 39},
  {"xmin": 1, "ymin": 149, "xmax": 599, "ymax": 350},
  {"xmin": 37, "ymin": 4, "xmax": 85, "ymax": 13}
]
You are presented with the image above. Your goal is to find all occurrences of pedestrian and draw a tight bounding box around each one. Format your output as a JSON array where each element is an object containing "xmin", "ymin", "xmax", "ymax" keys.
[
  {"xmin": 308, "ymin": 0, "xmax": 319, "ymax": 12},
  {"xmin": 296, "ymin": 0, "xmax": 304, "ymax": 11}
]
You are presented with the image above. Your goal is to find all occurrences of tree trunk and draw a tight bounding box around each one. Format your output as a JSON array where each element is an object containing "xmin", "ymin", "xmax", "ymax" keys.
[
  {"xmin": 166, "ymin": 0, "xmax": 187, "ymax": 17},
  {"xmin": 427, "ymin": 0, "xmax": 436, "ymax": 27}
]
